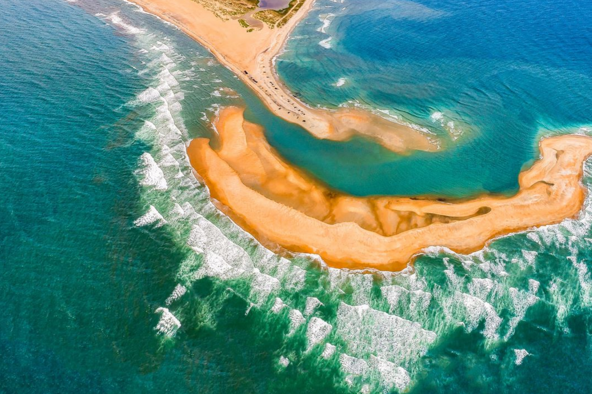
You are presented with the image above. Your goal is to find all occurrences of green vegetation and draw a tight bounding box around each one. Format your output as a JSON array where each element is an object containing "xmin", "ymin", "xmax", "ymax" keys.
[
  {"xmin": 238, "ymin": 18, "xmax": 250, "ymax": 28},
  {"xmin": 193, "ymin": 0, "xmax": 258, "ymax": 20},
  {"xmin": 253, "ymin": 0, "xmax": 305, "ymax": 28}
]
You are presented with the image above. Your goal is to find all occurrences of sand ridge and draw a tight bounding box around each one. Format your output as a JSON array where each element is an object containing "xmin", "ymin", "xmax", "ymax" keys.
[
  {"xmin": 187, "ymin": 107, "xmax": 592, "ymax": 271},
  {"xmin": 128, "ymin": 0, "xmax": 441, "ymax": 153}
]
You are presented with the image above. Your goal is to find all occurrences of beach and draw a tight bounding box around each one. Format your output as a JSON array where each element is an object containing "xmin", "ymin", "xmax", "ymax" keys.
[
  {"xmin": 126, "ymin": 0, "xmax": 592, "ymax": 271},
  {"xmin": 7, "ymin": 1, "xmax": 592, "ymax": 392},
  {"xmin": 127, "ymin": 0, "xmax": 440, "ymax": 153},
  {"xmin": 188, "ymin": 107, "xmax": 592, "ymax": 271}
]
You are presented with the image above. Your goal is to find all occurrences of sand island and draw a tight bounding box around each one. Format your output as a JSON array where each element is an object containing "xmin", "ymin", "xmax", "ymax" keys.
[
  {"xmin": 129, "ymin": 0, "xmax": 592, "ymax": 271},
  {"xmin": 189, "ymin": 107, "xmax": 592, "ymax": 271}
]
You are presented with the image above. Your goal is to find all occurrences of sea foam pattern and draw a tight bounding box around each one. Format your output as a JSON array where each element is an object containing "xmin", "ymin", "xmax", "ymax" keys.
[
  {"xmin": 99, "ymin": 1, "xmax": 592, "ymax": 393},
  {"xmin": 6, "ymin": 0, "xmax": 592, "ymax": 392}
]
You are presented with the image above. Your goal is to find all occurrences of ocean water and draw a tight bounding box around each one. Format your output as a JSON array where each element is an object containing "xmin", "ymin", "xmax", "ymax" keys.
[
  {"xmin": 276, "ymin": 0, "xmax": 592, "ymax": 197},
  {"xmin": 1, "ymin": 0, "xmax": 592, "ymax": 393}
]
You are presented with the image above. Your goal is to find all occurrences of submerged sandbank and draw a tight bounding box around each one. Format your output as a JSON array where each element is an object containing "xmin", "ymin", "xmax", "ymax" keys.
[
  {"xmin": 188, "ymin": 107, "xmax": 592, "ymax": 271},
  {"xmin": 128, "ymin": 0, "xmax": 441, "ymax": 153}
]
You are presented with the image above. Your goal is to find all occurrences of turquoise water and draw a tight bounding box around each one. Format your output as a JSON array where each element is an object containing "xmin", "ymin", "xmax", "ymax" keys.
[
  {"xmin": 2, "ymin": 0, "xmax": 592, "ymax": 393},
  {"xmin": 275, "ymin": 0, "xmax": 592, "ymax": 197}
]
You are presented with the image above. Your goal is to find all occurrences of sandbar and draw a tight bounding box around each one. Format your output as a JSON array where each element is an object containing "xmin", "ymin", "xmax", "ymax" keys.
[
  {"xmin": 128, "ymin": 0, "xmax": 442, "ymax": 153},
  {"xmin": 188, "ymin": 107, "xmax": 592, "ymax": 271}
]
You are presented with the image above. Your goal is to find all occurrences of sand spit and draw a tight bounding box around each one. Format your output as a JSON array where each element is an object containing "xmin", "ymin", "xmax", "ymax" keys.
[
  {"xmin": 128, "ymin": 0, "xmax": 439, "ymax": 153},
  {"xmin": 187, "ymin": 107, "xmax": 592, "ymax": 271}
]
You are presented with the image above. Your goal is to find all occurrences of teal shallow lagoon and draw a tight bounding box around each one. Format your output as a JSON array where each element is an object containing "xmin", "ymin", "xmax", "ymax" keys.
[
  {"xmin": 274, "ymin": 0, "xmax": 592, "ymax": 198},
  {"xmin": 2, "ymin": 0, "xmax": 592, "ymax": 393}
]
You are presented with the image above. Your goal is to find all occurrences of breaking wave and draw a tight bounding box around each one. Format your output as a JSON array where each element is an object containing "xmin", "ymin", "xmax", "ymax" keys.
[{"xmin": 98, "ymin": 2, "xmax": 592, "ymax": 392}]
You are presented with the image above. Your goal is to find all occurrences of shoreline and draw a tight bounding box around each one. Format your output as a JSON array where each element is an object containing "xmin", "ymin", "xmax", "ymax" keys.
[
  {"xmin": 124, "ymin": 0, "xmax": 592, "ymax": 271},
  {"xmin": 187, "ymin": 107, "xmax": 592, "ymax": 271},
  {"xmin": 126, "ymin": 0, "xmax": 441, "ymax": 153}
]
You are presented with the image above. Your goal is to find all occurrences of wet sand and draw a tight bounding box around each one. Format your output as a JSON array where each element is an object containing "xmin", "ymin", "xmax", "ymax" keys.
[
  {"xmin": 128, "ymin": 0, "xmax": 440, "ymax": 153},
  {"xmin": 188, "ymin": 107, "xmax": 592, "ymax": 271}
]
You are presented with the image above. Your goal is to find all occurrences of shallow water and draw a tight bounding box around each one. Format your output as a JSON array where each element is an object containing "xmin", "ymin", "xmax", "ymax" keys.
[
  {"xmin": 2, "ymin": 0, "xmax": 592, "ymax": 393},
  {"xmin": 276, "ymin": 0, "xmax": 592, "ymax": 197}
]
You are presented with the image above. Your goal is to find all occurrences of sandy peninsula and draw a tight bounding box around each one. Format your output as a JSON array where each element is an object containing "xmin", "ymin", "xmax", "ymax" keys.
[
  {"xmin": 129, "ymin": 0, "xmax": 592, "ymax": 270},
  {"xmin": 188, "ymin": 107, "xmax": 592, "ymax": 271},
  {"xmin": 128, "ymin": 0, "xmax": 440, "ymax": 153}
]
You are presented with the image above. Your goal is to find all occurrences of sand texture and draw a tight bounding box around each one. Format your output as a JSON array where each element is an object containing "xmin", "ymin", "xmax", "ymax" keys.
[{"xmin": 187, "ymin": 107, "xmax": 592, "ymax": 271}]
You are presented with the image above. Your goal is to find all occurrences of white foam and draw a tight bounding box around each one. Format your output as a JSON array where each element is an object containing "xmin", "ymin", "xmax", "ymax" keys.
[
  {"xmin": 562, "ymin": 219, "xmax": 589, "ymax": 238},
  {"xmin": 520, "ymin": 250, "xmax": 538, "ymax": 269},
  {"xmin": 134, "ymin": 205, "xmax": 166, "ymax": 227},
  {"xmin": 159, "ymin": 53, "xmax": 174, "ymax": 65},
  {"xmin": 526, "ymin": 232, "xmax": 542, "ymax": 247},
  {"xmin": 284, "ymin": 265, "xmax": 306, "ymax": 291},
  {"xmin": 306, "ymin": 317, "xmax": 332, "ymax": 348},
  {"xmin": 461, "ymin": 293, "xmax": 502, "ymax": 340},
  {"xmin": 160, "ymin": 153, "xmax": 179, "ymax": 167},
  {"xmin": 250, "ymin": 269, "xmax": 280, "ymax": 302},
  {"xmin": 446, "ymin": 120, "xmax": 462, "ymax": 139},
  {"xmin": 321, "ymin": 343, "xmax": 336, "ymax": 359},
  {"xmin": 369, "ymin": 356, "xmax": 411, "ymax": 392},
  {"xmin": 279, "ymin": 356, "xmax": 290, "ymax": 367},
  {"xmin": 514, "ymin": 349, "xmax": 529, "ymax": 365},
  {"xmin": 327, "ymin": 267, "xmax": 349, "ymax": 290},
  {"xmin": 138, "ymin": 153, "xmax": 167, "ymax": 190},
  {"xmin": 429, "ymin": 111, "xmax": 463, "ymax": 139},
  {"xmin": 289, "ymin": 309, "xmax": 306, "ymax": 332},
  {"xmin": 137, "ymin": 87, "xmax": 161, "ymax": 103},
  {"xmin": 430, "ymin": 111, "xmax": 444, "ymax": 122},
  {"xmin": 106, "ymin": 12, "xmax": 143, "ymax": 34},
  {"xmin": 135, "ymin": 120, "xmax": 156, "ymax": 141},
  {"xmin": 339, "ymin": 353, "xmax": 368, "ymax": 376},
  {"xmin": 165, "ymin": 284, "xmax": 187, "ymax": 305},
  {"xmin": 528, "ymin": 279, "xmax": 540, "ymax": 294},
  {"xmin": 271, "ymin": 297, "xmax": 287, "ymax": 313},
  {"xmin": 350, "ymin": 274, "xmax": 374, "ymax": 306},
  {"xmin": 151, "ymin": 41, "xmax": 170, "ymax": 52},
  {"xmin": 158, "ymin": 68, "xmax": 180, "ymax": 88},
  {"xmin": 155, "ymin": 307, "xmax": 181, "ymax": 337},
  {"xmin": 548, "ymin": 279, "xmax": 573, "ymax": 328},
  {"xmin": 304, "ymin": 297, "xmax": 323, "ymax": 316},
  {"xmin": 273, "ymin": 258, "xmax": 292, "ymax": 279},
  {"xmin": 504, "ymin": 287, "xmax": 538, "ymax": 340},
  {"xmin": 382, "ymin": 285, "xmax": 432, "ymax": 312},
  {"xmin": 336, "ymin": 303, "xmax": 437, "ymax": 365},
  {"xmin": 317, "ymin": 13, "xmax": 335, "ymax": 33},
  {"xmin": 319, "ymin": 37, "xmax": 333, "ymax": 49},
  {"xmin": 186, "ymin": 217, "xmax": 254, "ymax": 273},
  {"xmin": 194, "ymin": 252, "xmax": 237, "ymax": 280},
  {"xmin": 467, "ymin": 278, "xmax": 497, "ymax": 301},
  {"xmin": 573, "ymin": 260, "xmax": 592, "ymax": 307},
  {"xmin": 335, "ymin": 77, "xmax": 346, "ymax": 87}
]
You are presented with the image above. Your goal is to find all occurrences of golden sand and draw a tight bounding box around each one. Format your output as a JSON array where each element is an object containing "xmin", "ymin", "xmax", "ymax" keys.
[
  {"xmin": 188, "ymin": 107, "xmax": 592, "ymax": 271},
  {"xmin": 128, "ymin": 0, "xmax": 592, "ymax": 270},
  {"xmin": 128, "ymin": 0, "xmax": 441, "ymax": 153}
]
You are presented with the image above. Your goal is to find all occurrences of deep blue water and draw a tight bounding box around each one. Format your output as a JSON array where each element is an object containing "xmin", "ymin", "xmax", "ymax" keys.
[{"xmin": 2, "ymin": 0, "xmax": 592, "ymax": 393}]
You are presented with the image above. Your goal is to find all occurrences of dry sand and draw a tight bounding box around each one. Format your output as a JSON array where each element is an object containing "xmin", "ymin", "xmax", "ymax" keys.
[
  {"xmin": 128, "ymin": 0, "xmax": 440, "ymax": 153},
  {"xmin": 188, "ymin": 107, "xmax": 592, "ymax": 271}
]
